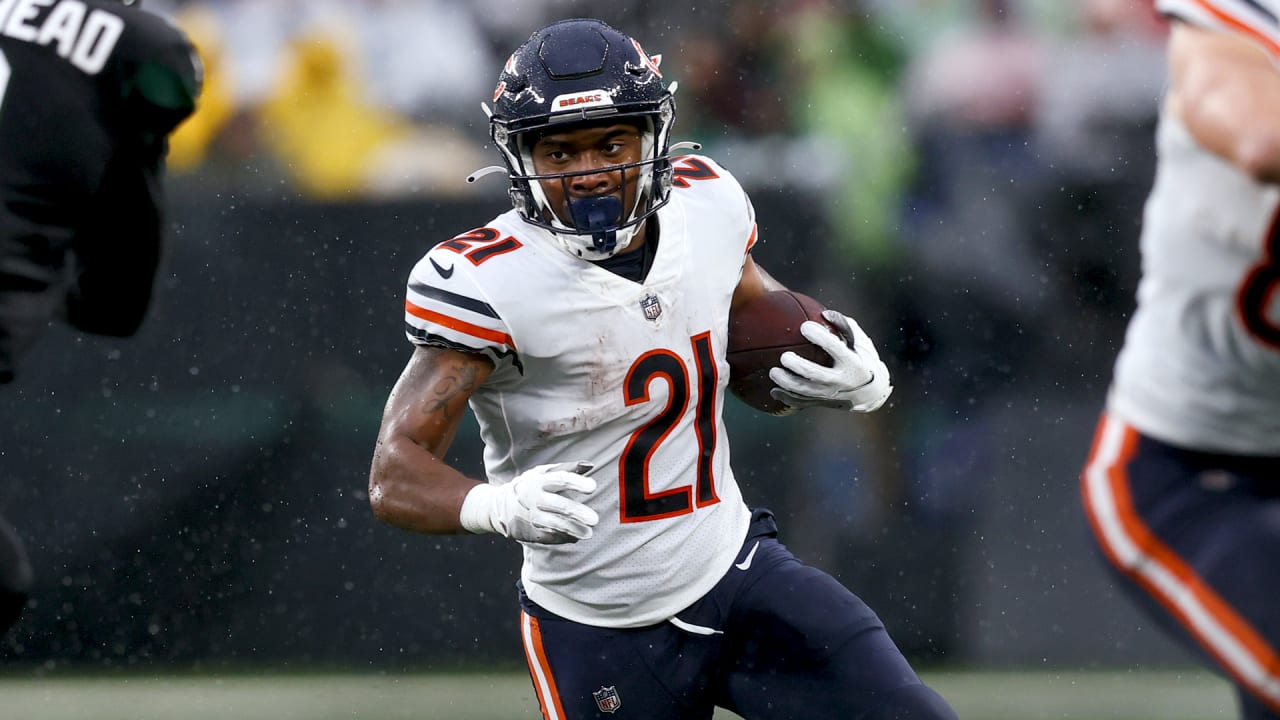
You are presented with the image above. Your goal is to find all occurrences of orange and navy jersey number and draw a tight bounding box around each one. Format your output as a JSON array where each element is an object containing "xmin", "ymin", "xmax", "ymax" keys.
[
  {"xmin": 670, "ymin": 156, "xmax": 757, "ymax": 258},
  {"xmin": 619, "ymin": 332, "xmax": 720, "ymax": 523},
  {"xmin": 438, "ymin": 227, "xmax": 524, "ymax": 265},
  {"xmin": 404, "ymin": 227, "xmax": 524, "ymax": 347},
  {"xmin": 671, "ymin": 156, "xmax": 720, "ymax": 188},
  {"xmin": 408, "ymin": 220, "xmax": 739, "ymax": 526},
  {"xmin": 403, "ymin": 227, "xmax": 523, "ymax": 362},
  {"xmin": 1081, "ymin": 414, "xmax": 1280, "ymax": 714},
  {"xmin": 1237, "ymin": 207, "xmax": 1280, "ymax": 349}
]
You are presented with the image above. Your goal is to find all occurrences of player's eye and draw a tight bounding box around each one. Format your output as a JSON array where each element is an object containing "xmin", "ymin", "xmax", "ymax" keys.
[{"xmin": 605, "ymin": 137, "xmax": 638, "ymax": 156}]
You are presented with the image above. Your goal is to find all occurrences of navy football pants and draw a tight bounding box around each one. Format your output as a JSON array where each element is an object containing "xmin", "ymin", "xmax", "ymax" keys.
[
  {"xmin": 1083, "ymin": 413, "xmax": 1280, "ymax": 720},
  {"xmin": 519, "ymin": 509, "xmax": 956, "ymax": 720}
]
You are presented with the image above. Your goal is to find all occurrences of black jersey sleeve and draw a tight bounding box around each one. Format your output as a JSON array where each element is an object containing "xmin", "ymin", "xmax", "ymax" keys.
[
  {"xmin": 63, "ymin": 6, "xmax": 202, "ymax": 337},
  {"xmin": 63, "ymin": 148, "xmax": 164, "ymax": 337},
  {"xmin": 116, "ymin": 8, "xmax": 202, "ymax": 144}
]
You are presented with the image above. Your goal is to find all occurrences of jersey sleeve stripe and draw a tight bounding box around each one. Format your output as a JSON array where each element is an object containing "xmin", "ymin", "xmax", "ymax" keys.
[
  {"xmin": 1172, "ymin": 0, "xmax": 1280, "ymax": 56},
  {"xmin": 744, "ymin": 223, "xmax": 758, "ymax": 256},
  {"xmin": 404, "ymin": 325, "xmax": 524, "ymax": 372},
  {"xmin": 1236, "ymin": 0, "xmax": 1280, "ymax": 24},
  {"xmin": 405, "ymin": 300, "xmax": 516, "ymax": 348},
  {"xmin": 408, "ymin": 281, "xmax": 499, "ymax": 318}
]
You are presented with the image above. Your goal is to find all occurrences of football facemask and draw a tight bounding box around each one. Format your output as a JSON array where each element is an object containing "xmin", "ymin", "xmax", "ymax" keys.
[{"xmin": 509, "ymin": 119, "xmax": 665, "ymax": 257}]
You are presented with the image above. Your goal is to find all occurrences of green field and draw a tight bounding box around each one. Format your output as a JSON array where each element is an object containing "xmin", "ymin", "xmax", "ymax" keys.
[{"xmin": 0, "ymin": 669, "xmax": 1236, "ymax": 719}]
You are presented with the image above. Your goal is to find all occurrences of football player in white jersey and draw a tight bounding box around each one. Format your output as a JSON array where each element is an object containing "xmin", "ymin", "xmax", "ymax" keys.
[
  {"xmin": 368, "ymin": 18, "xmax": 955, "ymax": 720},
  {"xmin": 1081, "ymin": 2, "xmax": 1280, "ymax": 718}
]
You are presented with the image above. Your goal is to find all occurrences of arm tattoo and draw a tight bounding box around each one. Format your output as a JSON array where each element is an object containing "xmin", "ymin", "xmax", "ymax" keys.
[{"xmin": 421, "ymin": 361, "xmax": 480, "ymax": 419}]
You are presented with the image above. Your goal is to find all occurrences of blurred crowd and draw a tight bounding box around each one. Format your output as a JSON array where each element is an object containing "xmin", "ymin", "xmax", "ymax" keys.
[{"xmin": 155, "ymin": 0, "xmax": 1166, "ymax": 202}]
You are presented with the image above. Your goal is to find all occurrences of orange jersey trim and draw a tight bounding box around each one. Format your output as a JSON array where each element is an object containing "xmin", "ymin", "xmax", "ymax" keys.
[
  {"xmin": 744, "ymin": 224, "xmax": 758, "ymax": 256},
  {"xmin": 404, "ymin": 300, "xmax": 514, "ymax": 348},
  {"xmin": 1082, "ymin": 414, "xmax": 1280, "ymax": 712},
  {"xmin": 1186, "ymin": 0, "xmax": 1280, "ymax": 57}
]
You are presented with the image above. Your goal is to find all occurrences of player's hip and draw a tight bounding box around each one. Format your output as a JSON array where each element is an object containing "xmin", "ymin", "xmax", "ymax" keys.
[
  {"xmin": 516, "ymin": 509, "xmax": 900, "ymax": 718},
  {"xmin": 519, "ymin": 499, "xmax": 753, "ymax": 627},
  {"xmin": 1083, "ymin": 412, "xmax": 1280, "ymax": 509},
  {"xmin": 1081, "ymin": 412, "xmax": 1280, "ymax": 581},
  {"xmin": 519, "ymin": 507, "xmax": 881, "ymax": 645}
]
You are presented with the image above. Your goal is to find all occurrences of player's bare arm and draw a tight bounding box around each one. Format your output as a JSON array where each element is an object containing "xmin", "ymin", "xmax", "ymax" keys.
[
  {"xmin": 1168, "ymin": 22, "xmax": 1280, "ymax": 183},
  {"xmin": 370, "ymin": 345, "xmax": 598, "ymax": 544},
  {"xmin": 368, "ymin": 346, "xmax": 494, "ymax": 534},
  {"xmin": 730, "ymin": 255, "xmax": 787, "ymax": 311}
]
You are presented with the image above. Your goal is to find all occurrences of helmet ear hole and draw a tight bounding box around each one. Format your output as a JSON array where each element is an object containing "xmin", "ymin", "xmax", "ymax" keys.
[{"xmin": 508, "ymin": 186, "xmax": 535, "ymax": 218}]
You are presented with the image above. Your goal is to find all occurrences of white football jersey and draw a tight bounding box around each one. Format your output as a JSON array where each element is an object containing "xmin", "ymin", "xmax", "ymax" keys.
[
  {"xmin": 1109, "ymin": 0, "xmax": 1280, "ymax": 454},
  {"xmin": 403, "ymin": 155, "xmax": 755, "ymax": 627}
]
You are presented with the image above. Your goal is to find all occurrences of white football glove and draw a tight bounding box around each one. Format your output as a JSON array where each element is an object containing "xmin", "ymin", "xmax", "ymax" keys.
[
  {"xmin": 768, "ymin": 310, "xmax": 893, "ymax": 413},
  {"xmin": 459, "ymin": 461, "xmax": 599, "ymax": 544}
]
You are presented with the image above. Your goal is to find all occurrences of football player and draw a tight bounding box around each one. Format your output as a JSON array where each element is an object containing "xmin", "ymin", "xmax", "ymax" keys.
[
  {"xmin": 0, "ymin": 0, "xmax": 200, "ymax": 635},
  {"xmin": 1080, "ymin": 2, "xmax": 1280, "ymax": 718},
  {"xmin": 369, "ymin": 18, "xmax": 955, "ymax": 720}
]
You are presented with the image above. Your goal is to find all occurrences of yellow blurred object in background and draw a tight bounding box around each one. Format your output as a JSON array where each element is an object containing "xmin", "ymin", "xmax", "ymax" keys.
[
  {"xmin": 167, "ymin": 5, "xmax": 234, "ymax": 173},
  {"xmin": 259, "ymin": 33, "xmax": 416, "ymax": 199}
]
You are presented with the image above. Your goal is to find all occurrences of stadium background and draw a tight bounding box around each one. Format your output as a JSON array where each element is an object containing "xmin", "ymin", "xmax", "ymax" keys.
[{"xmin": 0, "ymin": 0, "xmax": 1234, "ymax": 716}]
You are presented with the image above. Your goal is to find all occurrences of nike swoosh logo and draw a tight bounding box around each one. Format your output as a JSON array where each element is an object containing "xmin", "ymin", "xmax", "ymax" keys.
[
  {"xmin": 429, "ymin": 257, "xmax": 454, "ymax": 279},
  {"xmin": 735, "ymin": 540, "xmax": 760, "ymax": 571}
]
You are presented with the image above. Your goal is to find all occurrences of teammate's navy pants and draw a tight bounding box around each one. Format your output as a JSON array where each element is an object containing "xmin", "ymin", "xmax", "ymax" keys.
[
  {"xmin": 518, "ymin": 509, "xmax": 956, "ymax": 720},
  {"xmin": 1083, "ymin": 413, "xmax": 1280, "ymax": 720}
]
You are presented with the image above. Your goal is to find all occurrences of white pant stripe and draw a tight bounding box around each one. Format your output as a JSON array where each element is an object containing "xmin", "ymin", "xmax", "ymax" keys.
[
  {"xmin": 1084, "ymin": 416, "xmax": 1280, "ymax": 707},
  {"xmin": 521, "ymin": 611, "xmax": 561, "ymax": 720}
]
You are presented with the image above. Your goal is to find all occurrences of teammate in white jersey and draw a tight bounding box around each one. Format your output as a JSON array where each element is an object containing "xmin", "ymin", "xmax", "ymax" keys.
[
  {"xmin": 368, "ymin": 18, "xmax": 954, "ymax": 720},
  {"xmin": 1081, "ymin": 2, "xmax": 1280, "ymax": 718}
]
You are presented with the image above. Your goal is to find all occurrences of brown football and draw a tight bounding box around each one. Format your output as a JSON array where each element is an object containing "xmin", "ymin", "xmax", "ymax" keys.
[{"xmin": 726, "ymin": 290, "xmax": 834, "ymax": 415}]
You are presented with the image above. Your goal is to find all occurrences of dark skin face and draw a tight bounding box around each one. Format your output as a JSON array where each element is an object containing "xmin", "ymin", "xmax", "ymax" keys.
[{"xmin": 529, "ymin": 122, "xmax": 648, "ymax": 255}]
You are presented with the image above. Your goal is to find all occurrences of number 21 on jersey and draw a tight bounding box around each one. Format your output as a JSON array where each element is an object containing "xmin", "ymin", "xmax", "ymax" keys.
[{"xmin": 619, "ymin": 332, "xmax": 720, "ymax": 523}]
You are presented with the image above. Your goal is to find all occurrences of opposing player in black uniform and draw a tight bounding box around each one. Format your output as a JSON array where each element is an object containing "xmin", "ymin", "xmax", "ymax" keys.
[{"xmin": 0, "ymin": 0, "xmax": 200, "ymax": 636}]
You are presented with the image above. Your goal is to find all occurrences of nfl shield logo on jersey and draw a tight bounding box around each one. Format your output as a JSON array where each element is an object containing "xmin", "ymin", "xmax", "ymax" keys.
[
  {"xmin": 593, "ymin": 686, "xmax": 622, "ymax": 713},
  {"xmin": 640, "ymin": 293, "xmax": 662, "ymax": 322}
]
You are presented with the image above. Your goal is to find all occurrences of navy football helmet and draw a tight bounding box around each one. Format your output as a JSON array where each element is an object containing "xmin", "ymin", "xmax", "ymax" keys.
[{"xmin": 481, "ymin": 19, "xmax": 681, "ymax": 259}]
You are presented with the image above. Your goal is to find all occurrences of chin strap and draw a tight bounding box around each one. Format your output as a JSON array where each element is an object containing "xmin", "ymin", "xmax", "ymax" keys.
[{"xmin": 569, "ymin": 196, "xmax": 622, "ymax": 254}]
